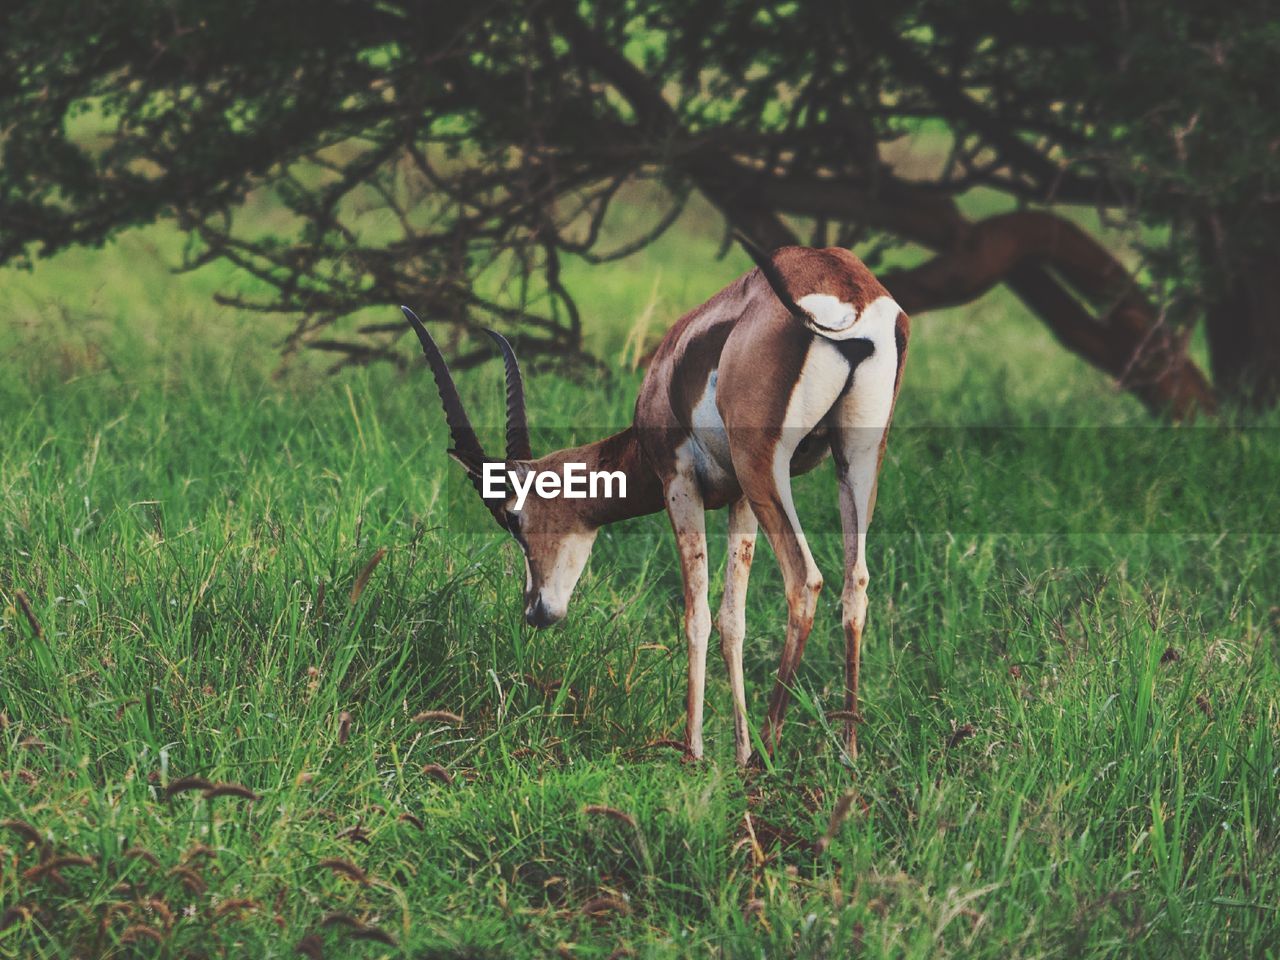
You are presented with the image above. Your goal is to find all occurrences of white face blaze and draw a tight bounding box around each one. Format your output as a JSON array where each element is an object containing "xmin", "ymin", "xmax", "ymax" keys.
[
  {"xmin": 523, "ymin": 529, "xmax": 597, "ymax": 624},
  {"xmin": 498, "ymin": 460, "xmax": 602, "ymax": 627}
]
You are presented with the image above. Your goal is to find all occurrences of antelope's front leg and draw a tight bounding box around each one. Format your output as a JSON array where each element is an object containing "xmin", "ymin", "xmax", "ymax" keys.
[
  {"xmin": 665, "ymin": 474, "xmax": 711, "ymax": 760},
  {"xmin": 718, "ymin": 498, "xmax": 758, "ymax": 766}
]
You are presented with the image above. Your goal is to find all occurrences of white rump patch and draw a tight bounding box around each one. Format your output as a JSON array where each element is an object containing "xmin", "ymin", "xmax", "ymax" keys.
[
  {"xmin": 782, "ymin": 339, "xmax": 853, "ymax": 431},
  {"xmin": 796, "ymin": 293, "xmax": 901, "ymax": 344}
]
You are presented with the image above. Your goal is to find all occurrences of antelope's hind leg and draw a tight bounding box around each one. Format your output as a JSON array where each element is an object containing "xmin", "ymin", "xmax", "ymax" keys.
[
  {"xmin": 724, "ymin": 343, "xmax": 850, "ymax": 759},
  {"xmin": 739, "ymin": 469, "xmax": 824, "ymax": 758},
  {"xmin": 729, "ymin": 433, "xmax": 833, "ymax": 759},
  {"xmin": 829, "ymin": 329, "xmax": 905, "ymax": 760},
  {"xmin": 833, "ymin": 444, "xmax": 875, "ymax": 761},
  {"xmin": 664, "ymin": 471, "xmax": 712, "ymax": 761}
]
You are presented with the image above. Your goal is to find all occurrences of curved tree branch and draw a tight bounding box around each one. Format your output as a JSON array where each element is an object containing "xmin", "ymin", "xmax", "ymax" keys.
[
  {"xmin": 880, "ymin": 212, "xmax": 1215, "ymax": 417},
  {"xmin": 549, "ymin": 0, "xmax": 1214, "ymax": 418}
]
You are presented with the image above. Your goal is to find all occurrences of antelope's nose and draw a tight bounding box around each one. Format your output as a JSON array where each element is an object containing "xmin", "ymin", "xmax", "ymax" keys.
[{"xmin": 525, "ymin": 598, "xmax": 561, "ymax": 629}]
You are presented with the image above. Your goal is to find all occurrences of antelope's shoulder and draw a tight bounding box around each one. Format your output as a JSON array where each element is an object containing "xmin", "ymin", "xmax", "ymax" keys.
[{"xmin": 636, "ymin": 274, "xmax": 749, "ymax": 424}]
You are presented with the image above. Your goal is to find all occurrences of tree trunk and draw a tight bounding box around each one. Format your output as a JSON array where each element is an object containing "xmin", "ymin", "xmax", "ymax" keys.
[{"xmin": 1204, "ymin": 252, "xmax": 1280, "ymax": 407}]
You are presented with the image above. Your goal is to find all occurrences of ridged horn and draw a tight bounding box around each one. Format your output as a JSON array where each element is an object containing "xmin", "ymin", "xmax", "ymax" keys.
[
  {"xmin": 400, "ymin": 306, "xmax": 489, "ymax": 473},
  {"xmin": 734, "ymin": 231, "xmax": 816, "ymax": 325},
  {"xmin": 482, "ymin": 328, "xmax": 532, "ymax": 461}
]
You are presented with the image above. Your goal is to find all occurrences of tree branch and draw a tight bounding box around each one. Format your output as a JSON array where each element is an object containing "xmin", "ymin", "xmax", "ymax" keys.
[{"xmin": 881, "ymin": 212, "xmax": 1216, "ymax": 417}]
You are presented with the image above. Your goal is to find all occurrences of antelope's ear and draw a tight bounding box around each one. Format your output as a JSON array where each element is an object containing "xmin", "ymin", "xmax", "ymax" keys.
[
  {"xmin": 447, "ymin": 447, "xmax": 485, "ymax": 479},
  {"xmin": 489, "ymin": 461, "xmax": 531, "ymax": 505}
]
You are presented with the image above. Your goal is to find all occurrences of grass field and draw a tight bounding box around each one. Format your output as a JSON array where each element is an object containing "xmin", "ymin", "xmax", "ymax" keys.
[{"xmin": 2, "ymin": 198, "xmax": 1280, "ymax": 958}]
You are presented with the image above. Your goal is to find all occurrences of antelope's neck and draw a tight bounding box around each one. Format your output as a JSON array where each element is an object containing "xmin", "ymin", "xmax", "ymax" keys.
[{"xmin": 546, "ymin": 426, "xmax": 666, "ymax": 527}]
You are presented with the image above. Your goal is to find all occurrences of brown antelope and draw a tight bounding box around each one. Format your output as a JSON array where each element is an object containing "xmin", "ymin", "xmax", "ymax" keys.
[{"xmin": 402, "ymin": 238, "xmax": 908, "ymax": 765}]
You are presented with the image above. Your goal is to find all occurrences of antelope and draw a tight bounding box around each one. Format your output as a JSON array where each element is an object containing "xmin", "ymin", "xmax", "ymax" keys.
[{"xmin": 402, "ymin": 238, "xmax": 908, "ymax": 765}]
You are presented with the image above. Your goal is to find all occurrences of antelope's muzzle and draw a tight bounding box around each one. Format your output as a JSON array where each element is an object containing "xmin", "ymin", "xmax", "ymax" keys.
[{"xmin": 525, "ymin": 597, "xmax": 563, "ymax": 629}]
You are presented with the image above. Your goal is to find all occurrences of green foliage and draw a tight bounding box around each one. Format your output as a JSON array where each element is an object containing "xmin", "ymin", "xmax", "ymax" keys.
[
  {"xmin": 962, "ymin": 1, "xmax": 1280, "ymax": 302},
  {"xmin": 3, "ymin": 0, "xmax": 1278, "ymax": 386}
]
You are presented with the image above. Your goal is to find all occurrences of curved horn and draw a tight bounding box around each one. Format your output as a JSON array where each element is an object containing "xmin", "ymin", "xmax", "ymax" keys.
[
  {"xmin": 734, "ymin": 231, "xmax": 816, "ymax": 325},
  {"xmin": 482, "ymin": 329, "xmax": 533, "ymax": 461},
  {"xmin": 400, "ymin": 306, "xmax": 488, "ymax": 471}
]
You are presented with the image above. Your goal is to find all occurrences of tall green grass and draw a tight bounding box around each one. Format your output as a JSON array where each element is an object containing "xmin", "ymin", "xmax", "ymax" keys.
[{"xmin": 1, "ymin": 208, "xmax": 1278, "ymax": 957}]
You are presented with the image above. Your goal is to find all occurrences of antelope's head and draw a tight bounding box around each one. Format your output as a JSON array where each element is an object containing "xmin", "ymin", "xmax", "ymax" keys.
[{"xmin": 402, "ymin": 307, "xmax": 597, "ymax": 628}]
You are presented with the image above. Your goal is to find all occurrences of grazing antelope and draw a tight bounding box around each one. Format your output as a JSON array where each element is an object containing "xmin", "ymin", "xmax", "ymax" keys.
[{"xmin": 402, "ymin": 239, "xmax": 908, "ymax": 764}]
